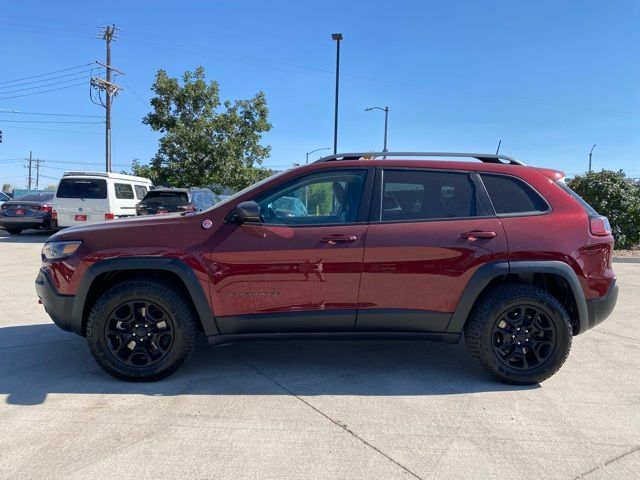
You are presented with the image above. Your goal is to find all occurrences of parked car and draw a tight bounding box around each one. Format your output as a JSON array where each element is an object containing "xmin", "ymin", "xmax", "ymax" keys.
[
  {"xmin": 52, "ymin": 171, "xmax": 152, "ymax": 228},
  {"xmin": 136, "ymin": 187, "xmax": 218, "ymax": 216},
  {"xmin": 0, "ymin": 192, "xmax": 54, "ymax": 234},
  {"xmin": 0, "ymin": 191, "xmax": 9, "ymax": 206},
  {"xmin": 36, "ymin": 151, "xmax": 618, "ymax": 383}
]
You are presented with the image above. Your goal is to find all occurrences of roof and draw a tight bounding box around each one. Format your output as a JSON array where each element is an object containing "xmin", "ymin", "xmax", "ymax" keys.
[
  {"xmin": 315, "ymin": 151, "xmax": 525, "ymax": 165},
  {"xmin": 62, "ymin": 171, "xmax": 153, "ymax": 183}
]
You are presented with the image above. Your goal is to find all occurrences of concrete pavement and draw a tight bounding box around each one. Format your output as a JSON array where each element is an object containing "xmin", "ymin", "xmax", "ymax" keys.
[{"xmin": 0, "ymin": 229, "xmax": 638, "ymax": 479}]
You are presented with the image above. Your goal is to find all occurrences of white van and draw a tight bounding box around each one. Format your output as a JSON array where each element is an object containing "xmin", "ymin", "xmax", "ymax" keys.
[{"xmin": 53, "ymin": 171, "xmax": 153, "ymax": 228}]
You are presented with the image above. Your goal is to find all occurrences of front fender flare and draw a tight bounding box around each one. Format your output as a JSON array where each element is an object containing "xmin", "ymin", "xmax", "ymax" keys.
[{"xmin": 72, "ymin": 257, "xmax": 219, "ymax": 336}]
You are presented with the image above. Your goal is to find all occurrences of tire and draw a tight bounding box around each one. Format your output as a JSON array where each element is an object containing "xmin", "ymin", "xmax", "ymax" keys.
[
  {"xmin": 6, "ymin": 228, "xmax": 22, "ymax": 235},
  {"xmin": 86, "ymin": 279, "xmax": 199, "ymax": 381},
  {"xmin": 464, "ymin": 283, "xmax": 572, "ymax": 385}
]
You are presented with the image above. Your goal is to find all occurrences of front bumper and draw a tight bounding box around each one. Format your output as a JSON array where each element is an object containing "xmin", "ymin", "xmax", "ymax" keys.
[
  {"xmin": 35, "ymin": 269, "xmax": 81, "ymax": 335},
  {"xmin": 586, "ymin": 280, "xmax": 619, "ymax": 329}
]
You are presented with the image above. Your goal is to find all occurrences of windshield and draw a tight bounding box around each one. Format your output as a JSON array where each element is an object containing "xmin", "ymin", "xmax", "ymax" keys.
[
  {"xmin": 204, "ymin": 170, "xmax": 288, "ymax": 212},
  {"xmin": 16, "ymin": 193, "xmax": 54, "ymax": 202},
  {"xmin": 0, "ymin": 192, "xmax": 9, "ymax": 201},
  {"xmin": 57, "ymin": 178, "xmax": 107, "ymax": 199}
]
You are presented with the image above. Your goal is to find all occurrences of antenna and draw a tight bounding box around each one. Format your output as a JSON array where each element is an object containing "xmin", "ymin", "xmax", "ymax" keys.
[{"xmin": 496, "ymin": 139, "xmax": 502, "ymax": 155}]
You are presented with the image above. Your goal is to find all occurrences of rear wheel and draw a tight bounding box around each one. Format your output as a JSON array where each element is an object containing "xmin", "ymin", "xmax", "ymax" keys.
[
  {"xmin": 87, "ymin": 279, "xmax": 199, "ymax": 381},
  {"xmin": 6, "ymin": 228, "xmax": 22, "ymax": 235},
  {"xmin": 464, "ymin": 283, "xmax": 572, "ymax": 384}
]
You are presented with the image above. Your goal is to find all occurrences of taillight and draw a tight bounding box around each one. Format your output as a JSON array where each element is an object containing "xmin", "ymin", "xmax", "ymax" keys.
[
  {"xmin": 589, "ymin": 215, "xmax": 611, "ymax": 236},
  {"xmin": 179, "ymin": 205, "xmax": 196, "ymax": 212},
  {"xmin": 52, "ymin": 210, "xmax": 58, "ymax": 220},
  {"xmin": 38, "ymin": 204, "xmax": 52, "ymax": 213},
  {"xmin": 105, "ymin": 213, "xmax": 115, "ymax": 220}
]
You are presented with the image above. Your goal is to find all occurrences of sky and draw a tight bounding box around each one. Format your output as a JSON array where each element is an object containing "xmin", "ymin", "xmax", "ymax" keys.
[{"xmin": 0, "ymin": 0, "xmax": 638, "ymax": 189}]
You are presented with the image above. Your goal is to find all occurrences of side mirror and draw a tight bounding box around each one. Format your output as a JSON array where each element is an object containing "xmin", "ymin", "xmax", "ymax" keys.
[{"xmin": 230, "ymin": 201, "xmax": 261, "ymax": 224}]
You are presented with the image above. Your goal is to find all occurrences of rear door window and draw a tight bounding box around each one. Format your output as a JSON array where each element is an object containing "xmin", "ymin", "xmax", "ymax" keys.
[
  {"xmin": 56, "ymin": 178, "xmax": 107, "ymax": 199},
  {"xmin": 380, "ymin": 169, "xmax": 479, "ymax": 221},
  {"xmin": 114, "ymin": 183, "xmax": 134, "ymax": 199},
  {"xmin": 480, "ymin": 174, "xmax": 549, "ymax": 215},
  {"xmin": 142, "ymin": 191, "xmax": 189, "ymax": 205}
]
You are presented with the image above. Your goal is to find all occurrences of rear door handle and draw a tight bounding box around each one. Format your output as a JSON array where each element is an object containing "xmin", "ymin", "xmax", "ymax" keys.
[
  {"xmin": 460, "ymin": 230, "xmax": 497, "ymax": 239},
  {"xmin": 321, "ymin": 234, "xmax": 358, "ymax": 244}
]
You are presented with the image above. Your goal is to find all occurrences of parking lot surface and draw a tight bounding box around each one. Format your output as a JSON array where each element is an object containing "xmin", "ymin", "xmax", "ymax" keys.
[{"xmin": 0, "ymin": 230, "xmax": 638, "ymax": 479}]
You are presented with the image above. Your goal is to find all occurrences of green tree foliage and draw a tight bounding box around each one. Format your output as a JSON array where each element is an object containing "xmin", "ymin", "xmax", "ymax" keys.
[
  {"xmin": 2, "ymin": 183, "xmax": 12, "ymax": 193},
  {"xmin": 133, "ymin": 66, "xmax": 272, "ymax": 192},
  {"xmin": 568, "ymin": 170, "xmax": 640, "ymax": 248}
]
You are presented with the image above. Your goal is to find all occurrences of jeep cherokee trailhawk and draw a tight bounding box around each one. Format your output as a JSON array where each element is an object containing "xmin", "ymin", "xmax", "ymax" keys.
[{"xmin": 36, "ymin": 152, "xmax": 618, "ymax": 383}]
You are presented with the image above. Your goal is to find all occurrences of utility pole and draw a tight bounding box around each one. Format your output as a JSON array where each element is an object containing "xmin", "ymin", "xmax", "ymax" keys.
[
  {"xmin": 91, "ymin": 24, "xmax": 123, "ymax": 173},
  {"xmin": 26, "ymin": 151, "xmax": 32, "ymax": 190},
  {"xmin": 588, "ymin": 144, "xmax": 596, "ymax": 174},
  {"xmin": 34, "ymin": 158, "xmax": 44, "ymax": 189}
]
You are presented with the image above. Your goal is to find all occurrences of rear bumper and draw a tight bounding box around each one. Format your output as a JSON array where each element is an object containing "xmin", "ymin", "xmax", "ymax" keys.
[
  {"xmin": 0, "ymin": 217, "xmax": 49, "ymax": 229},
  {"xmin": 586, "ymin": 280, "xmax": 618, "ymax": 329},
  {"xmin": 35, "ymin": 269, "xmax": 82, "ymax": 335}
]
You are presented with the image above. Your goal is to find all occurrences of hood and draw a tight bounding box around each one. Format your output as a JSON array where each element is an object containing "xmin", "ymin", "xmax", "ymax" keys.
[{"xmin": 48, "ymin": 212, "xmax": 187, "ymax": 241}]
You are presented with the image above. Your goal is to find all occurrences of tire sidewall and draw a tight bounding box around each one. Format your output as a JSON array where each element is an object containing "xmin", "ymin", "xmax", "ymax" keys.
[
  {"xmin": 479, "ymin": 293, "xmax": 572, "ymax": 383},
  {"xmin": 87, "ymin": 282, "xmax": 191, "ymax": 380}
]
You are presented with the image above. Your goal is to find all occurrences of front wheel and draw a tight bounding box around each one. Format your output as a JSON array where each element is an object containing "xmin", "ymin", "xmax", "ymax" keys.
[
  {"xmin": 87, "ymin": 279, "xmax": 199, "ymax": 381},
  {"xmin": 464, "ymin": 283, "xmax": 572, "ymax": 384}
]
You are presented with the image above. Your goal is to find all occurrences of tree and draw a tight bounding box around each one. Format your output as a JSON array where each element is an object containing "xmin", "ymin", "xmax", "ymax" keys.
[
  {"xmin": 133, "ymin": 66, "xmax": 272, "ymax": 192},
  {"xmin": 568, "ymin": 170, "xmax": 640, "ymax": 248},
  {"xmin": 2, "ymin": 183, "xmax": 12, "ymax": 193}
]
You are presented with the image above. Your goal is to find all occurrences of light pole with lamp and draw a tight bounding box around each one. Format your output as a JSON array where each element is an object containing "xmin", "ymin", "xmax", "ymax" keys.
[
  {"xmin": 306, "ymin": 147, "xmax": 331, "ymax": 164},
  {"xmin": 331, "ymin": 33, "xmax": 343, "ymax": 154},
  {"xmin": 588, "ymin": 144, "xmax": 596, "ymax": 173},
  {"xmin": 365, "ymin": 106, "xmax": 389, "ymax": 157}
]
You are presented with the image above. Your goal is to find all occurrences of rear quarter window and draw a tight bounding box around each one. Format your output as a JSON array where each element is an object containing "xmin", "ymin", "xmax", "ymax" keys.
[
  {"xmin": 480, "ymin": 174, "xmax": 549, "ymax": 215},
  {"xmin": 134, "ymin": 185, "xmax": 149, "ymax": 200},
  {"xmin": 114, "ymin": 183, "xmax": 135, "ymax": 200},
  {"xmin": 56, "ymin": 178, "xmax": 107, "ymax": 199}
]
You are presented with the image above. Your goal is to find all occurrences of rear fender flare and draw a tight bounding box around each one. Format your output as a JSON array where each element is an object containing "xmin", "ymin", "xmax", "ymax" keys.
[{"xmin": 446, "ymin": 260, "xmax": 588, "ymax": 334}]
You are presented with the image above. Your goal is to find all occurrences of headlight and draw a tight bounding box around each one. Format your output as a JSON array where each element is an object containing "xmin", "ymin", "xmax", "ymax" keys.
[{"xmin": 42, "ymin": 241, "xmax": 82, "ymax": 261}]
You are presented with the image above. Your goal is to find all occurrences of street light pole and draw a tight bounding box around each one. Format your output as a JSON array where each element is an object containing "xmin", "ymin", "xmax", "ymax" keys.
[
  {"xmin": 365, "ymin": 106, "xmax": 390, "ymax": 157},
  {"xmin": 306, "ymin": 147, "xmax": 331, "ymax": 164},
  {"xmin": 588, "ymin": 144, "xmax": 596, "ymax": 174},
  {"xmin": 331, "ymin": 33, "xmax": 343, "ymax": 155}
]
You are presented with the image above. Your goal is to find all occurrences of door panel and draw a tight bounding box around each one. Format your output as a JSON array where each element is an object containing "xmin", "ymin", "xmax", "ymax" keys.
[
  {"xmin": 207, "ymin": 222, "xmax": 366, "ymax": 334},
  {"xmin": 358, "ymin": 219, "xmax": 507, "ymax": 331},
  {"xmin": 357, "ymin": 168, "xmax": 508, "ymax": 332}
]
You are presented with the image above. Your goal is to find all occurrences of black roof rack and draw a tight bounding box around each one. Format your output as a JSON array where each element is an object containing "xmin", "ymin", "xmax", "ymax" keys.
[{"xmin": 314, "ymin": 151, "xmax": 525, "ymax": 166}]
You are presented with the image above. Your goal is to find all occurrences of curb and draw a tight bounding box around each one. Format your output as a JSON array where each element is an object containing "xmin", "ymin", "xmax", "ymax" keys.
[{"xmin": 613, "ymin": 257, "xmax": 640, "ymax": 264}]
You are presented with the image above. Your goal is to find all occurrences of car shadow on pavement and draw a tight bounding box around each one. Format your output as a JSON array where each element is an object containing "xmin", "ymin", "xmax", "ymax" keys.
[
  {"xmin": 0, "ymin": 229, "xmax": 53, "ymax": 243},
  {"xmin": 0, "ymin": 324, "xmax": 538, "ymax": 405}
]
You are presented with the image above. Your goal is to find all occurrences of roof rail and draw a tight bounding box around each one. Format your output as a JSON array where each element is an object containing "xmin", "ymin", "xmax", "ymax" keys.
[{"xmin": 314, "ymin": 151, "xmax": 525, "ymax": 166}]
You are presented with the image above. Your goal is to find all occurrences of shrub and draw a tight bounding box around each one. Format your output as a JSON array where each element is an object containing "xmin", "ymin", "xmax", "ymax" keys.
[{"xmin": 568, "ymin": 170, "xmax": 640, "ymax": 249}]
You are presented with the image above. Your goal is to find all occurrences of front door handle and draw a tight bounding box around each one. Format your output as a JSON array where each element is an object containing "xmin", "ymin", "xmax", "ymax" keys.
[
  {"xmin": 321, "ymin": 234, "xmax": 358, "ymax": 245},
  {"xmin": 460, "ymin": 230, "xmax": 497, "ymax": 240}
]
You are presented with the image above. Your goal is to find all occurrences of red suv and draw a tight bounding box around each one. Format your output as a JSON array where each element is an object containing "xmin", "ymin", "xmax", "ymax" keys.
[{"xmin": 35, "ymin": 152, "xmax": 618, "ymax": 384}]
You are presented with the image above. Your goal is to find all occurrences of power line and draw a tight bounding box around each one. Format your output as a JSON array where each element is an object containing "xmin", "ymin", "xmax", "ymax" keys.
[
  {"xmin": 0, "ymin": 125, "xmax": 102, "ymax": 135},
  {"xmin": 0, "ymin": 120, "xmax": 103, "ymax": 124},
  {"xmin": 0, "ymin": 73, "xmax": 95, "ymax": 94},
  {"xmin": 0, "ymin": 110, "xmax": 102, "ymax": 118},
  {"xmin": 0, "ymin": 63, "xmax": 93, "ymax": 85},
  {"xmin": 0, "ymin": 81, "xmax": 88, "ymax": 100},
  {"xmin": 0, "ymin": 68, "xmax": 98, "ymax": 89}
]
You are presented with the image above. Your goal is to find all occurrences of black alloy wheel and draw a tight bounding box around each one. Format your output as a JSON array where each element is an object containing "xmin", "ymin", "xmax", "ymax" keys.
[
  {"xmin": 87, "ymin": 279, "xmax": 199, "ymax": 381},
  {"xmin": 104, "ymin": 300, "xmax": 176, "ymax": 367},
  {"xmin": 464, "ymin": 283, "xmax": 572, "ymax": 384},
  {"xmin": 491, "ymin": 304, "xmax": 557, "ymax": 370}
]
